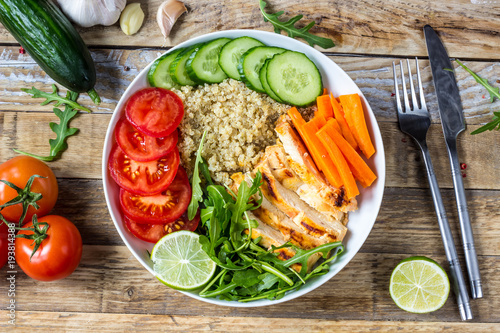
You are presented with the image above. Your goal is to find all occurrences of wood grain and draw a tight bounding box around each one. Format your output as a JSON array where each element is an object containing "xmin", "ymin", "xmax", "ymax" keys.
[
  {"xmin": 2, "ymin": 311, "xmax": 500, "ymax": 332},
  {"xmin": 0, "ymin": 0, "xmax": 498, "ymax": 59},
  {"xmin": 0, "ymin": 245, "xmax": 498, "ymax": 322},
  {"xmin": 0, "ymin": 47, "xmax": 498, "ymax": 125}
]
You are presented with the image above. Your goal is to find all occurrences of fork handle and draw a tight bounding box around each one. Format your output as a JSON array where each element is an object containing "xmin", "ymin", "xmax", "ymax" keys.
[
  {"xmin": 446, "ymin": 139, "xmax": 483, "ymax": 299},
  {"xmin": 418, "ymin": 142, "xmax": 472, "ymax": 320}
]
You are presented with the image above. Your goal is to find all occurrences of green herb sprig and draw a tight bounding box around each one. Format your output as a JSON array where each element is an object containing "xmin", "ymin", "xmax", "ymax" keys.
[
  {"xmin": 189, "ymin": 136, "xmax": 344, "ymax": 301},
  {"xmin": 259, "ymin": 0, "xmax": 335, "ymax": 49},
  {"xmin": 22, "ymin": 84, "xmax": 90, "ymax": 112},
  {"xmin": 455, "ymin": 59, "xmax": 500, "ymax": 135}
]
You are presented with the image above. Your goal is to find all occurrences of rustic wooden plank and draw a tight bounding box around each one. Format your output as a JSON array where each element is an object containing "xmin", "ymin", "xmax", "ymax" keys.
[
  {"xmin": 0, "ymin": 0, "xmax": 498, "ymax": 59},
  {"xmin": 47, "ymin": 179, "xmax": 500, "ymax": 259},
  {"xmin": 0, "ymin": 245, "xmax": 498, "ymax": 322},
  {"xmin": 1, "ymin": 311, "xmax": 498, "ymax": 332},
  {"xmin": 1, "ymin": 112, "xmax": 498, "ymax": 189},
  {"xmin": 0, "ymin": 47, "xmax": 498, "ymax": 124}
]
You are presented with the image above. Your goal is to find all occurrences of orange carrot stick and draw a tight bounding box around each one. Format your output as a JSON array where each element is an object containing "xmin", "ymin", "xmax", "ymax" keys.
[
  {"xmin": 316, "ymin": 94, "xmax": 334, "ymax": 119},
  {"xmin": 302, "ymin": 121, "xmax": 342, "ymax": 188},
  {"xmin": 328, "ymin": 118, "xmax": 342, "ymax": 134},
  {"xmin": 338, "ymin": 94, "xmax": 375, "ymax": 158},
  {"xmin": 330, "ymin": 93, "xmax": 359, "ymax": 150},
  {"xmin": 288, "ymin": 106, "xmax": 306, "ymax": 128},
  {"xmin": 322, "ymin": 88, "xmax": 328, "ymax": 95},
  {"xmin": 309, "ymin": 113, "xmax": 327, "ymax": 129},
  {"xmin": 316, "ymin": 128, "xmax": 359, "ymax": 199},
  {"xmin": 323, "ymin": 119, "xmax": 377, "ymax": 187}
]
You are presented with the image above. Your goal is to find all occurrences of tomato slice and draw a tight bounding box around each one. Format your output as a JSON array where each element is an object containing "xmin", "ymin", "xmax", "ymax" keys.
[
  {"xmin": 125, "ymin": 87, "xmax": 184, "ymax": 138},
  {"xmin": 108, "ymin": 144, "xmax": 180, "ymax": 195},
  {"xmin": 124, "ymin": 212, "xmax": 200, "ymax": 243},
  {"xmin": 115, "ymin": 117, "xmax": 178, "ymax": 162},
  {"xmin": 119, "ymin": 166, "xmax": 191, "ymax": 224}
]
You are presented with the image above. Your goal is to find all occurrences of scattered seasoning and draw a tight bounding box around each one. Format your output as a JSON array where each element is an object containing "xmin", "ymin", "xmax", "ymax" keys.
[
  {"xmin": 391, "ymin": 92, "xmax": 395, "ymax": 97},
  {"xmin": 401, "ymin": 137, "xmax": 407, "ymax": 143},
  {"xmin": 124, "ymin": 65, "xmax": 130, "ymax": 71},
  {"xmin": 19, "ymin": 46, "xmax": 25, "ymax": 54},
  {"xmin": 462, "ymin": 173, "xmax": 467, "ymax": 178},
  {"xmin": 460, "ymin": 163, "xmax": 467, "ymax": 170},
  {"xmin": 482, "ymin": 94, "xmax": 486, "ymax": 99},
  {"xmin": 497, "ymin": 79, "xmax": 500, "ymax": 84}
]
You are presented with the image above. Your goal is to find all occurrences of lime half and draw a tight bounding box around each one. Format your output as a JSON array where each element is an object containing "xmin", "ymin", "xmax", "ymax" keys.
[
  {"xmin": 390, "ymin": 256, "xmax": 450, "ymax": 313},
  {"xmin": 151, "ymin": 230, "xmax": 216, "ymax": 291}
]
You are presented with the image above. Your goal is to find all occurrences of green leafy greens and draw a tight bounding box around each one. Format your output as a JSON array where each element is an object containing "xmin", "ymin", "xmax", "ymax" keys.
[
  {"xmin": 22, "ymin": 85, "xmax": 90, "ymax": 112},
  {"xmin": 259, "ymin": 0, "xmax": 335, "ymax": 49},
  {"xmin": 14, "ymin": 90, "xmax": 82, "ymax": 161},
  {"xmin": 189, "ymin": 135, "xmax": 344, "ymax": 301},
  {"xmin": 455, "ymin": 59, "xmax": 500, "ymax": 135}
]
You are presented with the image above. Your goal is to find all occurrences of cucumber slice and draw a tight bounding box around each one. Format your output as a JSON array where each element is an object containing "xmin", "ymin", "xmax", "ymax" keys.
[
  {"xmin": 218, "ymin": 37, "xmax": 265, "ymax": 80},
  {"xmin": 186, "ymin": 37, "xmax": 231, "ymax": 83},
  {"xmin": 266, "ymin": 51, "xmax": 322, "ymax": 106},
  {"xmin": 147, "ymin": 48, "xmax": 183, "ymax": 89},
  {"xmin": 238, "ymin": 46, "xmax": 286, "ymax": 93},
  {"xmin": 259, "ymin": 59, "xmax": 283, "ymax": 103},
  {"xmin": 169, "ymin": 44, "xmax": 204, "ymax": 86}
]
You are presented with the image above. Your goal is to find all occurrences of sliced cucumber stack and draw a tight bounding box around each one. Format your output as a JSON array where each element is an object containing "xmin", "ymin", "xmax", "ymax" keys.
[
  {"xmin": 238, "ymin": 46, "xmax": 286, "ymax": 93},
  {"xmin": 219, "ymin": 37, "xmax": 265, "ymax": 80},
  {"xmin": 266, "ymin": 51, "xmax": 322, "ymax": 106},
  {"xmin": 148, "ymin": 48, "xmax": 183, "ymax": 89},
  {"xmin": 259, "ymin": 59, "xmax": 283, "ymax": 103},
  {"xmin": 186, "ymin": 37, "xmax": 231, "ymax": 84},
  {"xmin": 170, "ymin": 44, "xmax": 204, "ymax": 86}
]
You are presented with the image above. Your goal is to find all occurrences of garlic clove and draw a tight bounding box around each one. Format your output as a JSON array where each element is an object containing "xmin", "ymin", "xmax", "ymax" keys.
[
  {"xmin": 56, "ymin": 0, "xmax": 126, "ymax": 28},
  {"xmin": 120, "ymin": 3, "xmax": 145, "ymax": 36},
  {"xmin": 157, "ymin": 0, "xmax": 187, "ymax": 39}
]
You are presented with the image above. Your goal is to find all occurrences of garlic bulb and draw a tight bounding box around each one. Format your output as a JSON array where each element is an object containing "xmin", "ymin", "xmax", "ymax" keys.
[
  {"xmin": 120, "ymin": 3, "xmax": 145, "ymax": 36},
  {"xmin": 56, "ymin": 0, "xmax": 126, "ymax": 28},
  {"xmin": 157, "ymin": 0, "xmax": 187, "ymax": 39}
]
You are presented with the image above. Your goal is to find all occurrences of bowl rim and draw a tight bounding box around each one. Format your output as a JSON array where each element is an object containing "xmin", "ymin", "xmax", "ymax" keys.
[{"xmin": 102, "ymin": 29, "xmax": 386, "ymax": 307}]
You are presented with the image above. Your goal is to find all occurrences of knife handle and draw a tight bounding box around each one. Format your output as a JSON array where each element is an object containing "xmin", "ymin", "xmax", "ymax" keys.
[
  {"xmin": 419, "ymin": 142, "xmax": 472, "ymax": 320},
  {"xmin": 446, "ymin": 139, "xmax": 483, "ymax": 299}
]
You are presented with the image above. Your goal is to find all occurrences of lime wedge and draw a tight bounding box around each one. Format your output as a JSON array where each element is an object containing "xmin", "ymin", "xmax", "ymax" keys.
[
  {"xmin": 151, "ymin": 230, "xmax": 216, "ymax": 291},
  {"xmin": 390, "ymin": 256, "xmax": 450, "ymax": 313}
]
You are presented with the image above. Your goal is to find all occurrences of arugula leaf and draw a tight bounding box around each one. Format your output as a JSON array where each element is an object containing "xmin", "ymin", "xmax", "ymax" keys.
[
  {"xmin": 259, "ymin": 0, "xmax": 335, "ymax": 49},
  {"xmin": 282, "ymin": 242, "xmax": 344, "ymax": 275},
  {"xmin": 188, "ymin": 131, "xmax": 208, "ymax": 220},
  {"xmin": 455, "ymin": 59, "xmax": 500, "ymax": 103},
  {"xmin": 470, "ymin": 111, "xmax": 500, "ymax": 135},
  {"xmin": 14, "ymin": 91, "xmax": 81, "ymax": 162},
  {"xmin": 22, "ymin": 84, "xmax": 90, "ymax": 112}
]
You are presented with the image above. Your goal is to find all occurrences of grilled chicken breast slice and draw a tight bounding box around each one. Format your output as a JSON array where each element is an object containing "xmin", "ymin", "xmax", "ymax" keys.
[{"xmin": 274, "ymin": 115, "xmax": 357, "ymax": 216}]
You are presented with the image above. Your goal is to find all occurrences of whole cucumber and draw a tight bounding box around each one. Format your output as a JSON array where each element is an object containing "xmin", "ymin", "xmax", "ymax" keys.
[{"xmin": 0, "ymin": 0, "xmax": 100, "ymax": 103}]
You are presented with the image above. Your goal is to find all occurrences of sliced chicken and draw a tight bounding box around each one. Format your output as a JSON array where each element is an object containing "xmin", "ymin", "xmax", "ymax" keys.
[
  {"xmin": 274, "ymin": 115, "xmax": 357, "ymax": 217},
  {"xmin": 253, "ymin": 161, "xmax": 347, "ymax": 243}
]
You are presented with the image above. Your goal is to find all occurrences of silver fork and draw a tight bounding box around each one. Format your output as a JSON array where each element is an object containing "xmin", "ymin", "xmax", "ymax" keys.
[{"xmin": 393, "ymin": 59, "xmax": 472, "ymax": 321}]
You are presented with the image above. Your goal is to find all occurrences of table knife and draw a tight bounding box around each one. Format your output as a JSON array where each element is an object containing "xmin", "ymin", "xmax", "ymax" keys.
[{"xmin": 424, "ymin": 25, "xmax": 483, "ymax": 301}]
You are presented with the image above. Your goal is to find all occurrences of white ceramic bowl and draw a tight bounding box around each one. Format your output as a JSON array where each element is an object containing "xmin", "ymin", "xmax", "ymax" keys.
[{"xmin": 102, "ymin": 30, "xmax": 386, "ymax": 307}]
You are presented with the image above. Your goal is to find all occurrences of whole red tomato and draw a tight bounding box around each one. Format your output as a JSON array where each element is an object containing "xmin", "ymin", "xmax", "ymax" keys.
[
  {"xmin": 15, "ymin": 215, "xmax": 82, "ymax": 281},
  {"xmin": 0, "ymin": 156, "xmax": 58, "ymax": 224},
  {"xmin": 0, "ymin": 222, "xmax": 8, "ymax": 269}
]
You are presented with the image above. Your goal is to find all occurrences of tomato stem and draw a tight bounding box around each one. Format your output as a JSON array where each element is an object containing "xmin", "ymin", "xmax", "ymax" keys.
[
  {"xmin": 0, "ymin": 175, "xmax": 45, "ymax": 226},
  {"xmin": 9, "ymin": 215, "xmax": 49, "ymax": 261}
]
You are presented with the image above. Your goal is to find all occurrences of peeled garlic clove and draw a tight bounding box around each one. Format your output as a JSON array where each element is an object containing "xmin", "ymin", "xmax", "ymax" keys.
[
  {"xmin": 157, "ymin": 0, "xmax": 187, "ymax": 39},
  {"xmin": 120, "ymin": 3, "xmax": 145, "ymax": 35}
]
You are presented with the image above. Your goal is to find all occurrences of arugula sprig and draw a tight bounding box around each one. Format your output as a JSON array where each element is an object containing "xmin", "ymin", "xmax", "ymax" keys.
[
  {"xmin": 189, "ymin": 137, "xmax": 344, "ymax": 301},
  {"xmin": 14, "ymin": 91, "xmax": 80, "ymax": 161},
  {"xmin": 22, "ymin": 84, "xmax": 90, "ymax": 112},
  {"xmin": 259, "ymin": 0, "xmax": 335, "ymax": 49},
  {"xmin": 455, "ymin": 59, "xmax": 500, "ymax": 135}
]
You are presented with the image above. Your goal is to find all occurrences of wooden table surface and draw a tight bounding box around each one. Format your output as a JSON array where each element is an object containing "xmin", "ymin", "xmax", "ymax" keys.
[{"xmin": 1, "ymin": 0, "xmax": 499, "ymax": 332}]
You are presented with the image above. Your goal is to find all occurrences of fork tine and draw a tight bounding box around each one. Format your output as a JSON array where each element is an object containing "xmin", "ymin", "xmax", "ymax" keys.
[
  {"xmin": 392, "ymin": 62, "xmax": 403, "ymax": 114},
  {"xmin": 415, "ymin": 57, "xmax": 427, "ymax": 110},
  {"xmin": 400, "ymin": 60, "xmax": 411, "ymax": 112},
  {"xmin": 406, "ymin": 59, "xmax": 419, "ymax": 110}
]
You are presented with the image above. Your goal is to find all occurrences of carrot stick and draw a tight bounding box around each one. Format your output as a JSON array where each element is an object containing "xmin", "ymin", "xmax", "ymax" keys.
[
  {"xmin": 323, "ymin": 119, "xmax": 377, "ymax": 187},
  {"xmin": 309, "ymin": 113, "xmax": 326, "ymax": 128},
  {"xmin": 322, "ymin": 88, "xmax": 328, "ymax": 95},
  {"xmin": 316, "ymin": 128, "xmax": 359, "ymax": 199},
  {"xmin": 330, "ymin": 93, "xmax": 359, "ymax": 150},
  {"xmin": 328, "ymin": 118, "xmax": 342, "ymax": 134},
  {"xmin": 302, "ymin": 121, "xmax": 342, "ymax": 188},
  {"xmin": 288, "ymin": 106, "xmax": 306, "ymax": 128},
  {"xmin": 316, "ymin": 94, "xmax": 334, "ymax": 119},
  {"xmin": 338, "ymin": 94, "xmax": 375, "ymax": 158}
]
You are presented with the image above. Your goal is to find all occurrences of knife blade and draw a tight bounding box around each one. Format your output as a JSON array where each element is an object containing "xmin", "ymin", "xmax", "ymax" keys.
[{"xmin": 424, "ymin": 24, "xmax": 483, "ymax": 300}]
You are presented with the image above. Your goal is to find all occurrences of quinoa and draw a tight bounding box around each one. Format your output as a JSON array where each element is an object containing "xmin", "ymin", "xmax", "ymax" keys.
[{"xmin": 174, "ymin": 78, "xmax": 289, "ymax": 185}]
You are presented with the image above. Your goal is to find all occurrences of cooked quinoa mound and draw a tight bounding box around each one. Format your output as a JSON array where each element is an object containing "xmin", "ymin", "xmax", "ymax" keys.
[{"xmin": 174, "ymin": 78, "xmax": 289, "ymax": 185}]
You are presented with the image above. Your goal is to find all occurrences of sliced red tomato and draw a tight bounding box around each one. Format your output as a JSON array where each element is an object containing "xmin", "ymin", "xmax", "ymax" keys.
[
  {"xmin": 115, "ymin": 117, "xmax": 178, "ymax": 162},
  {"xmin": 108, "ymin": 144, "xmax": 180, "ymax": 195},
  {"xmin": 124, "ymin": 212, "xmax": 200, "ymax": 243},
  {"xmin": 125, "ymin": 87, "xmax": 184, "ymax": 138},
  {"xmin": 119, "ymin": 166, "xmax": 191, "ymax": 224}
]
